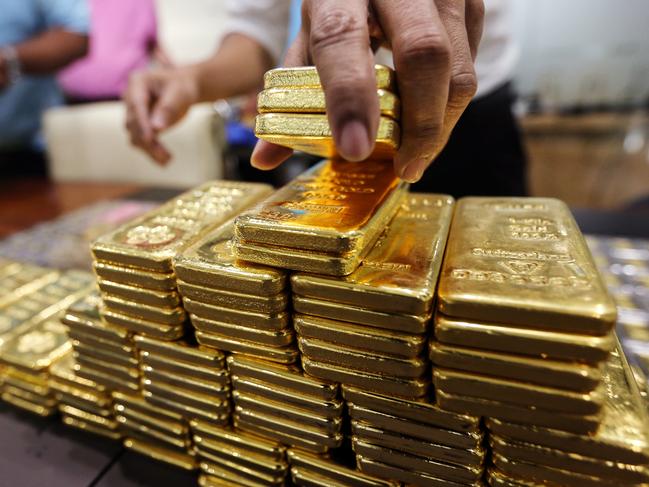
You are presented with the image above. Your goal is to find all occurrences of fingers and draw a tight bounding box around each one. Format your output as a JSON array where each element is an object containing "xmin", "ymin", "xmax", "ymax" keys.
[
  {"xmin": 305, "ymin": 0, "xmax": 379, "ymax": 161},
  {"xmin": 465, "ymin": 0, "xmax": 485, "ymax": 60},
  {"xmin": 124, "ymin": 72, "xmax": 154, "ymax": 145}
]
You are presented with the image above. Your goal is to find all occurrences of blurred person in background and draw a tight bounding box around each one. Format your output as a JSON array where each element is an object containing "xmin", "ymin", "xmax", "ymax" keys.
[
  {"xmin": 126, "ymin": 0, "xmax": 526, "ymax": 197},
  {"xmin": 0, "ymin": 0, "xmax": 89, "ymax": 176},
  {"xmin": 59, "ymin": 0, "xmax": 168, "ymax": 104}
]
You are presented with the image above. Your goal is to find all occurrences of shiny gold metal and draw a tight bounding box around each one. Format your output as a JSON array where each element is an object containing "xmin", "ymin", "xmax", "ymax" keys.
[
  {"xmin": 63, "ymin": 295, "xmax": 132, "ymax": 344},
  {"xmin": 437, "ymin": 197, "xmax": 617, "ymax": 334},
  {"xmin": 76, "ymin": 364, "xmax": 139, "ymax": 393},
  {"xmin": 142, "ymin": 366, "xmax": 228, "ymax": 396},
  {"xmin": 342, "ymin": 386, "xmax": 480, "ymax": 433},
  {"xmin": 70, "ymin": 333, "xmax": 135, "ymax": 359},
  {"xmin": 435, "ymin": 388, "xmax": 600, "ymax": 435},
  {"xmin": 352, "ymin": 439, "xmax": 483, "ymax": 484},
  {"xmin": 2, "ymin": 392, "xmax": 56, "ymax": 416},
  {"xmin": 92, "ymin": 181, "xmax": 273, "ymax": 272},
  {"xmin": 177, "ymin": 281, "xmax": 288, "ymax": 314},
  {"xmin": 191, "ymin": 316, "xmax": 294, "ymax": 347},
  {"xmin": 74, "ymin": 354, "xmax": 139, "ymax": 383},
  {"xmin": 113, "ymin": 390, "xmax": 186, "ymax": 423},
  {"xmin": 263, "ymin": 65, "xmax": 396, "ymax": 91},
  {"xmin": 60, "ymin": 404, "xmax": 118, "ymax": 429},
  {"xmin": 199, "ymin": 462, "xmax": 275, "ymax": 487},
  {"xmin": 97, "ymin": 279, "xmax": 181, "ymax": 308},
  {"xmin": 195, "ymin": 330, "xmax": 299, "ymax": 364},
  {"xmin": 430, "ymin": 341, "xmax": 602, "ymax": 392},
  {"xmin": 3, "ymin": 385, "xmax": 56, "ymax": 407},
  {"xmin": 435, "ymin": 314, "xmax": 614, "ymax": 365},
  {"xmin": 117, "ymin": 408, "xmax": 188, "ymax": 438},
  {"xmin": 0, "ymin": 318, "xmax": 71, "ymax": 371},
  {"xmin": 124, "ymin": 438, "xmax": 197, "ymax": 470},
  {"xmin": 140, "ymin": 350, "xmax": 228, "ymax": 384},
  {"xmin": 142, "ymin": 378, "xmax": 230, "ymax": 410},
  {"xmin": 347, "ymin": 403, "xmax": 481, "ymax": 450},
  {"xmin": 291, "ymin": 194, "xmax": 454, "ymax": 315},
  {"xmin": 93, "ymin": 261, "xmax": 177, "ymax": 291},
  {"xmin": 4, "ymin": 370, "xmax": 49, "ymax": 395},
  {"xmin": 302, "ymin": 357, "xmax": 428, "ymax": 399},
  {"xmin": 183, "ymin": 297, "xmax": 289, "ymax": 330},
  {"xmin": 293, "ymin": 296, "xmax": 430, "ymax": 334},
  {"xmin": 294, "ymin": 314, "xmax": 425, "ymax": 359},
  {"xmin": 234, "ymin": 160, "xmax": 405, "ymax": 254},
  {"xmin": 258, "ymin": 87, "xmax": 400, "ymax": 120},
  {"xmin": 486, "ymin": 468, "xmax": 540, "ymax": 487},
  {"xmin": 61, "ymin": 415, "xmax": 122, "ymax": 440},
  {"xmin": 50, "ymin": 378, "xmax": 111, "ymax": 409},
  {"xmin": 351, "ymin": 421, "xmax": 484, "ymax": 468},
  {"xmin": 134, "ymin": 335, "xmax": 225, "ymax": 369},
  {"xmin": 298, "ymin": 336, "xmax": 427, "ymax": 379},
  {"xmin": 226, "ymin": 354, "xmax": 339, "ymax": 401},
  {"xmin": 72, "ymin": 340, "xmax": 139, "ymax": 368},
  {"xmin": 234, "ymin": 416, "xmax": 327, "ymax": 454},
  {"xmin": 143, "ymin": 391, "xmax": 230, "ymax": 425},
  {"xmin": 100, "ymin": 295, "xmax": 186, "ymax": 325},
  {"xmin": 0, "ymin": 264, "xmax": 59, "ymax": 308},
  {"xmin": 118, "ymin": 416, "xmax": 191, "ymax": 449},
  {"xmin": 50, "ymin": 353, "xmax": 104, "ymax": 391},
  {"xmin": 100, "ymin": 307, "xmax": 184, "ymax": 340},
  {"xmin": 287, "ymin": 449, "xmax": 399, "ymax": 487}
]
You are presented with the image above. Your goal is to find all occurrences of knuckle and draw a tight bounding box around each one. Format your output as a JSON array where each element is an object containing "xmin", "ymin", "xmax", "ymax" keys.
[
  {"xmin": 449, "ymin": 71, "xmax": 478, "ymax": 105},
  {"xmin": 399, "ymin": 30, "xmax": 451, "ymax": 67},
  {"xmin": 310, "ymin": 8, "xmax": 364, "ymax": 51},
  {"xmin": 413, "ymin": 119, "xmax": 444, "ymax": 144}
]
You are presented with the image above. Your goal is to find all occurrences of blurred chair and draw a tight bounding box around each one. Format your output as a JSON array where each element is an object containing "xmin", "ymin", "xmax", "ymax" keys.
[{"xmin": 43, "ymin": 102, "xmax": 225, "ymax": 187}]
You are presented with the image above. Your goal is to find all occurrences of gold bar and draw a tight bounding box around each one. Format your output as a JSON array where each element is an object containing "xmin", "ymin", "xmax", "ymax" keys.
[
  {"xmin": 287, "ymin": 449, "xmax": 400, "ymax": 487},
  {"xmin": 199, "ymin": 462, "xmax": 274, "ymax": 487},
  {"xmin": 74, "ymin": 352, "xmax": 139, "ymax": 380},
  {"xmin": 4, "ymin": 371, "xmax": 49, "ymax": 395},
  {"xmin": 134, "ymin": 335, "xmax": 225, "ymax": 369},
  {"xmin": 341, "ymin": 386, "xmax": 480, "ymax": 434},
  {"xmin": 263, "ymin": 65, "xmax": 396, "ymax": 91},
  {"xmin": 436, "ymin": 388, "xmax": 600, "ymax": 435},
  {"xmin": 49, "ymin": 353, "xmax": 105, "ymax": 391},
  {"xmin": 183, "ymin": 297, "xmax": 289, "ymax": 330},
  {"xmin": 0, "ymin": 264, "xmax": 59, "ymax": 308},
  {"xmin": 61, "ymin": 415, "xmax": 122, "ymax": 440},
  {"xmin": 3, "ymin": 385, "xmax": 56, "ymax": 407},
  {"xmin": 113, "ymin": 390, "xmax": 185, "ymax": 423},
  {"xmin": 117, "ymin": 409, "xmax": 188, "ymax": 438},
  {"xmin": 302, "ymin": 357, "xmax": 428, "ymax": 399},
  {"xmin": 191, "ymin": 316, "xmax": 294, "ymax": 347},
  {"xmin": 195, "ymin": 330, "xmax": 299, "ymax": 365},
  {"xmin": 100, "ymin": 307, "xmax": 185, "ymax": 341},
  {"xmin": 258, "ymin": 87, "xmax": 400, "ymax": 120},
  {"xmin": 92, "ymin": 181, "xmax": 273, "ymax": 273},
  {"xmin": 63, "ymin": 295, "xmax": 131, "ymax": 344},
  {"xmin": 356, "ymin": 457, "xmax": 483, "ymax": 487},
  {"xmin": 70, "ymin": 333, "xmax": 135, "ymax": 358},
  {"xmin": 294, "ymin": 314, "xmax": 425, "ymax": 359},
  {"xmin": 143, "ymin": 391, "xmax": 230, "ymax": 425},
  {"xmin": 177, "ymin": 281, "xmax": 288, "ymax": 314},
  {"xmin": 352, "ymin": 439, "xmax": 483, "ymax": 483},
  {"xmin": 437, "ymin": 197, "xmax": 617, "ymax": 334},
  {"xmin": 142, "ymin": 366, "xmax": 228, "ymax": 395},
  {"xmin": 293, "ymin": 296, "xmax": 429, "ymax": 334},
  {"xmin": 72, "ymin": 340, "xmax": 139, "ymax": 368},
  {"xmin": 1, "ymin": 318, "xmax": 71, "ymax": 372},
  {"xmin": 142, "ymin": 378, "xmax": 230, "ymax": 410},
  {"xmin": 60, "ymin": 404, "xmax": 118, "ymax": 430},
  {"xmin": 124, "ymin": 438, "xmax": 197, "ymax": 470},
  {"xmin": 430, "ymin": 341, "xmax": 602, "ymax": 392},
  {"xmin": 173, "ymin": 221, "xmax": 287, "ymax": 296},
  {"xmin": 76, "ymin": 364, "xmax": 139, "ymax": 393},
  {"xmin": 100, "ymin": 295, "xmax": 186, "ymax": 325},
  {"xmin": 230, "ymin": 376, "xmax": 343, "ymax": 418},
  {"xmin": 93, "ymin": 261, "xmax": 177, "ymax": 291},
  {"xmin": 118, "ymin": 417, "xmax": 191, "ymax": 449},
  {"xmin": 486, "ymin": 469, "xmax": 540, "ymax": 487},
  {"xmin": 140, "ymin": 350, "xmax": 228, "ymax": 384},
  {"xmin": 226, "ymin": 354, "xmax": 339, "ymax": 401},
  {"xmin": 56, "ymin": 392, "xmax": 113, "ymax": 417},
  {"xmin": 190, "ymin": 420, "xmax": 287, "ymax": 462},
  {"xmin": 234, "ymin": 416, "xmax": 327, "ymax": 455},
  {"xmin": 50, "ymin": 380, "xmax": 111, "ymax": 409},
  {"xmin": 298, "ymin": 336, "xmax": 427, "ymax": 379},
  {"xmin": 97, "ymin": 279, "xmax": 181, "ymax": 308},
  {"xmin": 232, "ymin": 390, "xmax": 342, "ymax": 434},
  {"xmin": 291, "ymin": 194, "xmax": 454, "ymax": 315},
  {"xmin": 234, "ymin": 159, "xmax": 406, "ymax": 255},
  {"xmin": 351, "ymin": 422, "xmax": 484, "ymax": 468},
  {"xmin": 2, "ymin": 392, "xmax": 56, "ymax": 417},
  {"xmin": 347, "ymin": 403, "xmax": 481, "ymax": 450}
]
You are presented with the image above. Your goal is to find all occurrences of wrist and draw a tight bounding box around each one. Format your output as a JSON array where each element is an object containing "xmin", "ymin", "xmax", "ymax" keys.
[{"xmin": 1, "ymin": 46, "xmax": 22, "ymax": 86}]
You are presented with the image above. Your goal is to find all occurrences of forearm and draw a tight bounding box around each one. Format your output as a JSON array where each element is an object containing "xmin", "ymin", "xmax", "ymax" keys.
[
  {"xmin": 190, "ymin": 33, "xmax": 274, "ymax": 102},
  {"xmin": 15, "ymin": 29, "xmax": 88, "ymax": 75}
]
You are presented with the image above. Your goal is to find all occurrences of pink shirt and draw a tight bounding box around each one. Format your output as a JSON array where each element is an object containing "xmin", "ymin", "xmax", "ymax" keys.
[{"xmin": 58, "ymin": 0, "xmax": 157, "ymax": 100}]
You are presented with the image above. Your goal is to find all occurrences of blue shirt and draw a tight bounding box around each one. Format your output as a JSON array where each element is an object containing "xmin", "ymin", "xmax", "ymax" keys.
[{"xmin": 0, "ymin": 0, "xmax": 89, "ymax": 150}]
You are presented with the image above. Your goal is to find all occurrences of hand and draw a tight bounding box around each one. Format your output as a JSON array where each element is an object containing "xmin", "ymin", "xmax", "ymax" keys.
[
  {"xmin": 252, "ymin": 0, "xmax": 484, "ymax": 182},
  {"xmin": 124, "ymin": 67, "xmax": 200, "ymax": 165}
]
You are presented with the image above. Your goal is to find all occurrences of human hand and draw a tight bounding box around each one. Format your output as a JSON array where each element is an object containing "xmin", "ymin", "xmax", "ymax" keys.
[
  {"xmin": 124, "ymin": 67, "xmax": 200, "ymax": 165},
  {"xmin": 252, "ymin": 0, "xmax": 484, "ymax": 182},
  {"xmin": 0, "ymin": 52, "xmax": 9, "ymax": 90}
]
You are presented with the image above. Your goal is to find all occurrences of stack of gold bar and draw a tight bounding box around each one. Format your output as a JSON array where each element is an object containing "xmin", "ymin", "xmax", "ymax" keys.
[
  {"xmin": 135, "ymin": 335, "xmax": 230, "ymax": 426},
  {"xmin": 256, "ymin": 64, "xmax": 399, "ymax": 160},
  {"xmin": 49, "ymin": 352, "xmax": 120, "ymax": 440},
  {"xmin": 234, "ymin": 160, "xmax": 407, "ymax": 277},
  {"xmin": 91, "ymin": 181, "xmax": 273, "ymax": 340},
  {"xmin": 174, "ymin": 220, "xmax": 296, "ymax": 364},
  {"xmin": 191, "ymin": 419, "xmax": 289, "ymax": 487},
  {"xmin": 291, "ymin": 194, "xmax": 453, "ymax": 400},
  {"xmin": 487, "ymin": 343, "xmax": 649, "ymax": 486},
  {"xmin": 62, "ymin": 291, "xmax": 140, "ymax": 393},
  {"xmin": 287, "ymin": 449, "xmax": 400, "ymax": 487},
  {"xmin": 0, "ymin": 261, "xmax": 59, "ymax": 308},
  {"xmin": 227, "ymin": 354, "xmax": 344, "ymax": 454},
  {"xmin": 343, "ymin": 386, "xmax": 485, "ymax": 486},
  {"xmin": 112, "ymin": 391, "xmax": 196, "ymax": 470},
  {"xmin": 432, "ymin": 197, "xmax": 618, "ymax": 435}
]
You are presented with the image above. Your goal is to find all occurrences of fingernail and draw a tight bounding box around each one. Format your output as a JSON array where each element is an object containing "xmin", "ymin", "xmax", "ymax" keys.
[
  {"xmin": 401, "ymin": 160, "xmax": 426, "ymax": 183},
  {"xmin": 151, "ymin": 113, "xmax": 166, "ymax": 130},
  {"xmin": 337, "ymin": 120, "xmax": 372, "ymax": 162}
]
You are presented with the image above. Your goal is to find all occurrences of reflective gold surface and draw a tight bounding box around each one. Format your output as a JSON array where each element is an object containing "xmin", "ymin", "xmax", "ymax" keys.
[
  {"xmin": 68, "ymin": 330, "xmax": 133, "ymax": 356},
  {"xmin": 97, "ymin": 279, "xmax": 181, "ymax": 308},
  {"xmin": 119, "ymin": 416, "xmax": 191, "ymax": 449},
  {"xmin": 92, "ymin": 181, "xmax": 272, "ymax": 272},
  {"xmin": 487, "ymin": 468, "xmax": 541, "ymax": 487},
  {"xmin": 142, "ymin": 366, "xmax": 228, "ymax": 396},
  {"xmin": 191, "ymin": 316, "xmax": 294, "ymax": 347},
  {"xmin": 183, "ymin": 297, "xmax": 289, "ymax": 330},
  {"xmin": 124, "ymin": 438, "xmax": 197, "ymax": 470},
  {"xmin": 302, "ymin": 357, "xmax": 428, "ymax": 399},
  {"xmin": 234, "ymin": 415, "xmax": 327, "ymax": 454},
  {"xmin": 117, "ymin": 407, "xmax": 188, "ymax": 437},
  {"xmin": 100, "ymin": 295, "xmax": 186, "ymax": 325},
  {"xmin": 263, "ymin": 65, "xmax": 396, "ymax": 91},
  {"xmin": 50, "ymin": 353, "xmax": 105, "ymax": 391},
  {"xmin": 100, "ymin": 307, "xmax": 185, "ymax": 340},
  {"xmin": 195, "ymin": 330, "xmax": 298, "ymax": 364},
  {"xmin": 294, "ymin": 296, "xmax": 430, "ymax": 334},
  {"xmin": 178, "ymin": 281, "xmax": 287, "ymax": 314},
  {"xmin": 76, "ymin": 364, "xmax": 139, "ymax": 392},
  {"xmin": 1, "ymin": 318, "xmax": 71, "ymax": 371},
  {"xmin": 61, "ymin": 415, "xmax": 122, "ymax": 440},
  {"xmin": 258, "ymin": 87, "xmax": 400, "ymax": 120},
  {"xmin": 72, "ymin": 340, "xmax": 139, "ymax": 368},
  {"xmin": 435, "ymin": 314, "xmax": 614, "ymax": 365},
  {"xmin": 200, "ymin": 458, "xmax": 284, "ymax": 487},
  {"xmin": 437, "ymin": 197, "xmax": 617, "ymax": 333},
  {"xmin": 433, "ymin": 368, "xmax": 604, "ymax": 415},
  {"xmin": 1, "ymin": 392, "xmax": 56, "ymax": 416},
  {"xmin": 430, "ymin": 341, "xmax": 602, "ymax": 392},
  {"xmin": 291, "ymin": 194, "xmax": 454, "ymax": 315},
  {"xmin": 113, "ymin": 390, "xmax": 185, "ymax": 423},
  {"xmin": 142, "ymin": 378, "xmax": 230, "ymax": 411},
  {"xmin": 294, "ymin": 314, "xmax": 425, "ymax": 359},
  {"xmin": 74, "ymin": 354, "xmax": 139, "ymax": 382},
  {"xmin": 298, "ymin": 336, "xmax": 427, "ymax": 379},
  {"xmin": 235, "ymin": 159, "xmax": 406, "ymax": 254},
  {"xmin": 199, "ymin": 466, "xmax": 268, "ymax": 487},
  {"xmin": 140, "ymin": 350, "xmax": 228, "ymax": 384},
  {"xmin": 3, "ymin": 385, "xmax": 56, "ymax": 407},
  {"xmin": 60, "ymin": 404, "xmax": 118, "ymax": 429},
  {"xmin": 93, "ymin": 262, "xmax": 177, "ymax": 291},
  {"xmin": 143, "ymin": 391, "xmax": 229, "ymax": 425},
  {"xmin": 134, "ymin": 335, "xmax": 225, "ymax": 369}
]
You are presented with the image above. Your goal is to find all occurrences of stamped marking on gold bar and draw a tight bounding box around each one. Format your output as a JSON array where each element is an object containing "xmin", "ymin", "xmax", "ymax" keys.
[{"xmin": 263, "ymin": 65, "xmax": 396, "ymax": 91}]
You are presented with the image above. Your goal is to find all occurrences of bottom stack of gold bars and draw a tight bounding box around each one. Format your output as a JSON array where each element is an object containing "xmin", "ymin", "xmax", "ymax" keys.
[{"xmin": 1, "ymin": 190, "xmax": 649, "ymax": 486}]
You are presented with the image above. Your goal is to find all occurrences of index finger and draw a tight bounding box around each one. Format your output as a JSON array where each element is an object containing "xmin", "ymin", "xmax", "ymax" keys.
[{"xmin": 124, "ymin": 72, "xmax": 154, "ymax": 144}]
